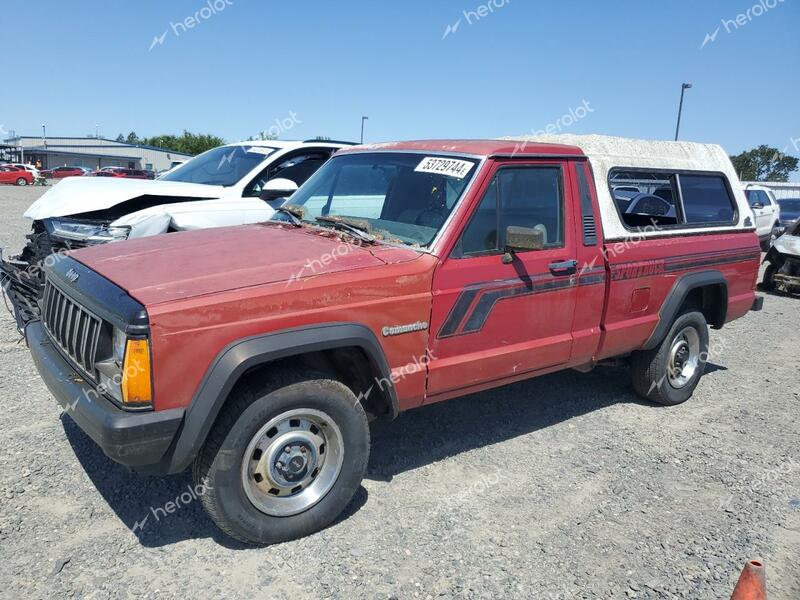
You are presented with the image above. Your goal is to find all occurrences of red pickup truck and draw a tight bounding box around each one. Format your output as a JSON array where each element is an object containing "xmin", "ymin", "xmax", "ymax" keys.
[{"xmin": 25, "ymin": 136, "xmax": 762, "ymax": 545}]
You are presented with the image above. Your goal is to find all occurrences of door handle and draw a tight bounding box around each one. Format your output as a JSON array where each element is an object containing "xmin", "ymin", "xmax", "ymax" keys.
[{"xmin": 548, "ymin": 259, "xmax": 578, "ymax": 275}]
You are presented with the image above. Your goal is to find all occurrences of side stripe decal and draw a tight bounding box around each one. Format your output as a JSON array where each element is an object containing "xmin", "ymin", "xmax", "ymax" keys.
[
  {"xmin": 437, "ymin": 247, "xmax": 758, "ymax": 339},
  {"xmin": 438, "ymin": 267, "xmax": 606, "ymax": 339}
]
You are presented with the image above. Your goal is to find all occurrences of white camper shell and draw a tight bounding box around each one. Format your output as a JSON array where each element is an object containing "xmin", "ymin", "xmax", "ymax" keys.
[{"xmin": 501, "ymin": 134, "xmax": 753, "ymax": 242}]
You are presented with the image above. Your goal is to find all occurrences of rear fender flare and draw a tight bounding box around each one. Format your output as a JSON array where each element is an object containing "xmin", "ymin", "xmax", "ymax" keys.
[{"xmin": 641, "ymin": 270, "xmax": 727, "ymax": 351}]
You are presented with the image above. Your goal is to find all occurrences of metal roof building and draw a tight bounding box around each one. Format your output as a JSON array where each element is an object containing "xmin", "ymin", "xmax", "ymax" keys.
[{"xmin": 1, "ymin": 136, "xmax": 194, "ymax": 172}]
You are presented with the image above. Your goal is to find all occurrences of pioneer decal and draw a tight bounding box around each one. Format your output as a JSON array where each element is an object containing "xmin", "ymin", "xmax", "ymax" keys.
[{"xmin": 611, "ymin": 260, "xmax": 666, "ymax": 281}]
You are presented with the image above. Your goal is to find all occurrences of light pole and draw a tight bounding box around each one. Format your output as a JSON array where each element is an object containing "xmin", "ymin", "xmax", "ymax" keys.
[
  {"xmin": 42, "ymin": 123, "xmax": 47, "ymax": 147},
  {"xmin": 674, "ymin": 83, "xmax": 692, "ymax": 141},
  {"xmin": 360, "ymin": 116, "xmax": 369, "ymax": 144}
]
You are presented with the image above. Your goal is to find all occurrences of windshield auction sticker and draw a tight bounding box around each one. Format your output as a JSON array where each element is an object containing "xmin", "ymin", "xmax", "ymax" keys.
[
  {"xmin": 415, "ymin": 157, "xmax": 473, "ymax": 179},
  {"xmin": 245, "ymin": 146, "xmax": 275, "ymax": 155}
]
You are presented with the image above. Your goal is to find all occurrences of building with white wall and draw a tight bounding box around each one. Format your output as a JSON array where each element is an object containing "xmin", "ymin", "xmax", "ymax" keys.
[
  {"xmin": 2, "ymin": 136, "xmax": 194, "ymax": 172},
  {"xmin": 742, "ymin": 181, "xmax": 800, "ymax": 200}
]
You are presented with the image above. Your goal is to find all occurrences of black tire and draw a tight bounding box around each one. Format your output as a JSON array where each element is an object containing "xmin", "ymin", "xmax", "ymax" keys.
[
  {"xmin": 759, "ymin": 237, "xmax": 771, "ymax": 252},
  {"xmin": 193, "ymin": 369, "xmax": 370, "ymax": 545},
  {"xmin": 16, "ymin": 177, "xmax": 27, "ymax": 186},
  {"xmin": 761, "ymin": 262, "xmax": 778, "ymax": 292},
  {"xmin": 631, "ymin": 310, "xmax": 709, "ymax": 406}
]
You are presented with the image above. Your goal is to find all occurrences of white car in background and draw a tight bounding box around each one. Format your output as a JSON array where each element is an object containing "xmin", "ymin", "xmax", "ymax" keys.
[
  {"xmin": 1, "ymin": 139, "xmax": 351, "ymax": 325},
  {"xmin": 743, "ymin": 184, "xmax": 781, "ymax": 250},
  {"xmin": 23, "ymin": 139, "xmax": 351, "ymax": 242},
  {"xmin": 6, "ymin": 163, "xmax": 40, "ymax": 178}
]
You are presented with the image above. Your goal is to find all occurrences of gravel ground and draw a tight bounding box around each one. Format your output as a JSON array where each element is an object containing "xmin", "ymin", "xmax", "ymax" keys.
[{"xmin": 0, "ymin": 185, "xmax": 798, "ymax": 599}]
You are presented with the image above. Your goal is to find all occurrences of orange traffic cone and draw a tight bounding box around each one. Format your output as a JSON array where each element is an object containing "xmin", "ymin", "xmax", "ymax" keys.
[{"xmin": 730, "ymin": 559, "xmax": 766, "ymax": 600}]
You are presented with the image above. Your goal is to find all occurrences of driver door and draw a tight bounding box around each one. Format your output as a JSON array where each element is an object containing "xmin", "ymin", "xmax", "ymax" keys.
[
  {"xmin": 747, "ymin": 190, "xmax": 771, "ymax": 234},
  {"xmin": 426, "ymin": 161, "xmax": 578, "ymax": 401}
]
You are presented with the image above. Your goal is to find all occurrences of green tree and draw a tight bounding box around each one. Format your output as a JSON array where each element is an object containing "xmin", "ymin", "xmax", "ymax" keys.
[
  {"xmin": 115, "ymin": 134, "xmax": 125, "ymax": 142},
  {"xmin": 248, "ymin": 132, "xmax": 278, "ymax": 141},
  {"xmin": 125, "ymin": 131, "xmax": 140, "ymax": 145},
  {"xmin": 730, "ymin": 145, "xmax": 799, "ymax": 182},
  {"xmin": 141, "ymin": 130, "xmax": 225, "ymax": 155}
]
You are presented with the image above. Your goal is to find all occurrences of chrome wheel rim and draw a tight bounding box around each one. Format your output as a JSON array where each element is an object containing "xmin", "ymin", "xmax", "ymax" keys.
[
  {"xmin": 17, "ymin": 178, "xmax": 27, "ymax": 186},
  {"xmin": 667, "ymin": 326, "xmax": 701, "ymax": 388},
  {"xmin": 241, "ymin": 408, "xmax": 344, "ymax": 517}
]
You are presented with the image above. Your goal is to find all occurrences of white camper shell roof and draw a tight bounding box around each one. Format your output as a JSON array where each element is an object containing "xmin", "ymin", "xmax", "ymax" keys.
[{"xmin": 500, "ymin": 134, "xmax": 750, "ymax": 242}]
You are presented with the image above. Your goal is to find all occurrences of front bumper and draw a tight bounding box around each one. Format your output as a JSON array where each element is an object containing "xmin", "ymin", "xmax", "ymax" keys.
[{"xmin": 26, "ymin": 321, "xmax": 184, "ymax": 469}]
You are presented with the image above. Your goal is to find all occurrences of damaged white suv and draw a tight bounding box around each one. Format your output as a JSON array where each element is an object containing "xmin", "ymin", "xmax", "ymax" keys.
[
  {"xmin": 762, "ymin": 219, "xmax": 800, "ymax": 294},
  {"xmin": 1, "ymin": 139, "xmax": 350, "ymax": 325}
]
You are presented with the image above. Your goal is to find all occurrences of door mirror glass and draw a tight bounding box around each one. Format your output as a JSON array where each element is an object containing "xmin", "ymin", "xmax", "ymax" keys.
[
  {"xmin": 259, "ymin": 178, "xmax": 298, "ymax": 201},
  {"xmin": 505, "ymin": 225, "xmax": 545, "ymax": 252}
]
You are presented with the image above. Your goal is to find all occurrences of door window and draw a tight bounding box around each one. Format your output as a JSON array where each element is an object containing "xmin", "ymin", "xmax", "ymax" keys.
[
  {"xmin": 455, "ymin": 166, "xmax": 563, "ymax": 257},
  {"xmin": 244, "ymin": 150, "xmax": 332, "ymax": 197},
  {"xmin": 745, "ymin": 189, "xmax": 769, "ymax": 208}
]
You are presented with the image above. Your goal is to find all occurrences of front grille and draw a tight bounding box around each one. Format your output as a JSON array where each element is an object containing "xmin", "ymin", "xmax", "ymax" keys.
[{"xmin": 41, "ymin": 280, "xmax": 102, "ymax": 379}]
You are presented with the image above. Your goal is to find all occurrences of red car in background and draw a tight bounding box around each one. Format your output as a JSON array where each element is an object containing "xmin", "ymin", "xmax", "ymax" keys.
[
  {"xmin": 0, "ymin": 165, "xmax": 34, "ymax": 186},
  {"xmin": 90, "ymin": 167, "xmax": 154, "ymax": 179},
  {"xmin": 41, "ymin": 166, "xmax": 93, "ymax": 178}
]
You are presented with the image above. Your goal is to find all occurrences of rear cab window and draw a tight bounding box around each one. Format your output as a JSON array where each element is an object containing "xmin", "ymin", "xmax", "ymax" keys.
[{"xmin": 609, "ymin": 168, "xmax": 737, "ymax": 231}]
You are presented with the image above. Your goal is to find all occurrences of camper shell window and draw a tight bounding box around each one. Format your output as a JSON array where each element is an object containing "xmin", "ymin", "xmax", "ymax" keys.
[{"xmin": 609, "ymin": 168, "xmax": 737, "ymax": 232}]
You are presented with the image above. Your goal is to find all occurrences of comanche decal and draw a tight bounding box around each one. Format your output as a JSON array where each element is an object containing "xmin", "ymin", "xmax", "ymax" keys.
[{"xmin": 382, "ymin": 321, "xmax": 429, "ymax": 337}]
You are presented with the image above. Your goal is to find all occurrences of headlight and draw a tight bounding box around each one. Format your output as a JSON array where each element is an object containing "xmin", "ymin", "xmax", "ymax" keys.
[
  {"xmin": 112, "ymin": 327, "xmax": 127, "ymax": 365},
  {"xmin": 44, "ymin": 218, "xmax": 130, "ymax": 244}
]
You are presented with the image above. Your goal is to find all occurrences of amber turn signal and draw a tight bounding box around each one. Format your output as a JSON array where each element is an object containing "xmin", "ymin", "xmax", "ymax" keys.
[{"xmin": 121, "ymin": 338, "xmax": 153, "ymax": 406}]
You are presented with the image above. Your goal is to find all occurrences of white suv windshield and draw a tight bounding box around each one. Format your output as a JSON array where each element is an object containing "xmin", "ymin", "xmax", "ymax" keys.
[
  {"xmin": 161, "ymin": 145, "xmax": 278, "ymax": 186},
  {"xmin": 276, "ymin": 152, "xmax": 479, "ymax": 247}
]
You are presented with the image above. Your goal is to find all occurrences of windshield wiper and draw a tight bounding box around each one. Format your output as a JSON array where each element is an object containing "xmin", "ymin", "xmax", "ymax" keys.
[
  {"xmin": 314, "ymin": 216, "xmax": 376, "ymax": 243},
  {"xmin": 274, "ymin": 206, "xmax": 304, "ymax": 226}
]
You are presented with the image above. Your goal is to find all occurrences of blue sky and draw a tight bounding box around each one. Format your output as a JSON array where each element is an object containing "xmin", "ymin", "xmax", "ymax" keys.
[{"xmin": 3, "ymin": 0, "xmax": 798, "ymax": 173}]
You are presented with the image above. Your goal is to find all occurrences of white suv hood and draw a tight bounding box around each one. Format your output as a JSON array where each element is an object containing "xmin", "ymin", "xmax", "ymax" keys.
[{"xmin": 24, "ymin": 177, "xmax": 225, "ymax": 220}]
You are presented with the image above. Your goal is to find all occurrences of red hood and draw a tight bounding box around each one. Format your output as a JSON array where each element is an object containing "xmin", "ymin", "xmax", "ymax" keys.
[{"xmin": 71, "ymin": 223, "xmax": 421, "ymax": 306}]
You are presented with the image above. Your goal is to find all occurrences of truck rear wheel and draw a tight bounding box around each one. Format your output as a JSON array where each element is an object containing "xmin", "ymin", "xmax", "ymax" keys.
[
  {"xmin": 631, "ymin": 310, "xmax": 709, "ymax": 405},
  {"xmin": 193, "ymin": 370, "xmax": 370, "ymax": 545}
]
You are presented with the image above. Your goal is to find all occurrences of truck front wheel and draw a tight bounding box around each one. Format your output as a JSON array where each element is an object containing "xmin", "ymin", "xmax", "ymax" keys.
[
  {"xmin": 193, "ymin": 370, "xmax": 370, "ymax": 545},
  {"xmin": 631, "ymin": 310, "xmax": 709, "ymax": 405}
]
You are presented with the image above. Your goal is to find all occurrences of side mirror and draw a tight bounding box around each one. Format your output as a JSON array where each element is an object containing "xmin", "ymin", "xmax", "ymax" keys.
[
  {"xmin": 259, "ymin": 178, "xmax": 298, "ymax": 202},
  {"xmin": 505, "ymin": 226, "xmax": 545, "ymax": 252},
  {"xmin": 502, "ymin": 226, "xmax": 545, "ymax": 263}
]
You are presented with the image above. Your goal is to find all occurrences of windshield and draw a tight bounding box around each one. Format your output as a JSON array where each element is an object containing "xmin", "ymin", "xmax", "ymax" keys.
[
  {"xmin": 778, "ymin": 199, "xmax": 800, "ymax": 212},
  {"xmin": 272, "ymin": 152, "xmax": 479, "ymax": 247},
  {"xmin": 161, "ymin": 145, "xmax": 278, "ymax": 186}
]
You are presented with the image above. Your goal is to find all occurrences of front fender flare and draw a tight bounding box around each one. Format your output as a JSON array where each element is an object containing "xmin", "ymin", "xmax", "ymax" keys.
[{"xmin": 162, "ymin": 322, "xmax": 396, "ymax": 474}]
